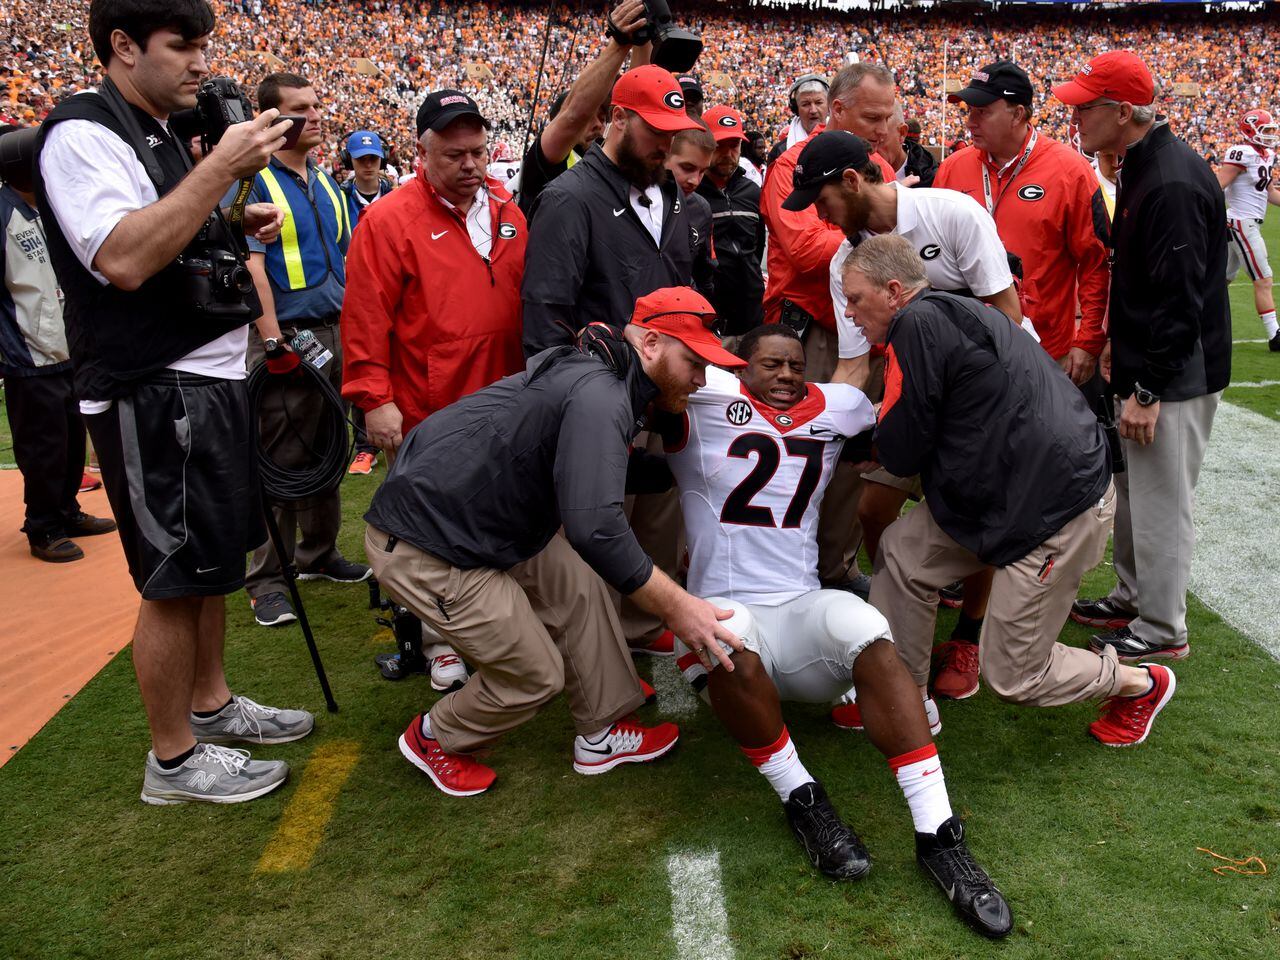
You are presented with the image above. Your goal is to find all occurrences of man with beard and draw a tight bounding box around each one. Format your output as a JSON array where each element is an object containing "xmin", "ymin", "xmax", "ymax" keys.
[
  {"xmin": 365, "ymin": 288, "xmax": 745, "ymax": 797},
  {"xmin": 517, "ymin": 0, "xmax": 650, "ymax": 218},
  {"xmin": 522, "ymin": 64, "xmax": 702, "ymax": 354}
]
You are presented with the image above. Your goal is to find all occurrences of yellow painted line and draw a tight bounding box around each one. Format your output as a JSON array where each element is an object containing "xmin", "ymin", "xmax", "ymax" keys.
[
  {"xmin": 368, "ymin": 626, "xmax": 395, "ymax": 646},
  {"xmin": 257, "ymin": 739, "xmax": 360, "ymax": 874}
]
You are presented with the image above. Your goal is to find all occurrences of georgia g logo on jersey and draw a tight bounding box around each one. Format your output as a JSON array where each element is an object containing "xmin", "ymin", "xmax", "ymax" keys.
[
  {"xmin": 919, "ymin": 244, "xmax": 941, "ymax": 260},
  {"xmin": 726, "ymin": 400, "xmax": 753, "ymax": 425},
  {"xmin": 1018, "ymin": 184, "xmax": 1046, "ymax": 202}
]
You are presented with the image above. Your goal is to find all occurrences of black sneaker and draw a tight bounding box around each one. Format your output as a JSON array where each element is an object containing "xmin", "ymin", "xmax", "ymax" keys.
[
  {"xmin": 28, "ymin": 531, "xmax": 84, "ymax": 563},
  {"xmin": 916, "ymin": 816, "xmax": 1012, "ymax": 939},
  {"xmin": 298, "ymin": 557, "xmax": 372, "ymax": 583},
  {"xmin": 783, "ymin": 781, "xmax": 871, "ymax": 881},
  {"xmin": 1088, "ymin": 625, "xmax": 1188, "ymax": 662},
  {"xmin": 252, "ymin": 591, "xmax": 297, "ymax": 627},
  {"xmin": 1070, "ymin": 596, "xmax": 1136, "ymax": 630},
  {"xmin": 938, "ymin": 580, "xmax": 963, "ymax": 609},
  {"xmin": 824, "ymin": 573, "xmax": 872, "ymax": 601},
  {"xmin": 1269, "ymin": 331, "xmax": 1280, "ymax": 353},
  {"xmin": 65, "ymin": 511, "xmax": 117, "ymax": 537}
]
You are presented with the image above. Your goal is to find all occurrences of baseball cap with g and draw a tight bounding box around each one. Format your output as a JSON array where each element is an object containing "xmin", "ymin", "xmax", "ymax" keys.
[
  {"xmin": 416, "ymin": 89, "xmax": 491, "ymax": 137},
  {"xmin": 1052, "ymin": 51, "xmax": 1155, "ymax": 107},
  {"xmin": 703, "ymin": 105, "xmax": 747, "ymax": 143},
  {"xmin": 612, "ymin": 65, "xmax": 703, "ymax": 133},
  {"xmin": 630, "ymin": 287, "xmax": 746, "ymax": 368}
]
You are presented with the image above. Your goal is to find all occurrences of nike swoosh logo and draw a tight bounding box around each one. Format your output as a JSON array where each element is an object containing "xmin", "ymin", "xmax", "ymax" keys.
[
  {"xmin": 921, "ymin": 767, "xmax": 940, "ymax": 777},
  {"xmin": 196, "ymin": 566, "xmax": 220, "ymax": 574},
  {"xmin": 809, "ymin": 426, "xmax": 834, "ymax": 436},
  {"xmin": 945, "ymin": 883, "xmax": 956, "ymax": 901},
  {"xmin": 431, "ymin": 230, "xmax": 448, "ymax": 240},
  {"xmin": 822, "ymin": 167, "xmax": 840, "ymax": 176},
  {"xmin": 1003, "ymin": 90, "xmax": 1019, "ymax": 96},
  {"xmin": 1172, "ymin": 243, "xmax": 1188, "ymax": 251},
  {"xmin": 613, "ymin": 208, "xmax": 626, "ymax": 217},
  {"xmin": 579, "ymin": 744, "xmax": 613, "ymax": 756}
]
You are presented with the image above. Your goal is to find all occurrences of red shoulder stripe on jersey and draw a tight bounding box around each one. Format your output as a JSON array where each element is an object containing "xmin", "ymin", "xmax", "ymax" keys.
[
  {"xmin": 738, "ymin": 381, "xmax": 828, "ymax": 433},
  {"xmin": 879, "ymin": 346, "xmax": 903, "ymax": 421}
]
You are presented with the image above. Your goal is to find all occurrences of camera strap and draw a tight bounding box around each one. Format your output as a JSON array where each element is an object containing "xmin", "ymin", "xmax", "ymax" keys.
[
  {"xmin": 98, "ymin": 78, "xmax": 165, "ymax": 189},
  {"xmin": 225, "ymin": 177, "xmax": 254, "ymax": 259}
]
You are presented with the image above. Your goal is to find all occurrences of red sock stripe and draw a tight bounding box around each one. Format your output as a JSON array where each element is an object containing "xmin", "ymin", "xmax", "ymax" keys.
[
  {"xmin": 888, "ymin": 743, "xmax": 938, "ymax": 773},
  {"xmin": 741, "ymin": 727, "xmax": 791, "ymax": 767}
]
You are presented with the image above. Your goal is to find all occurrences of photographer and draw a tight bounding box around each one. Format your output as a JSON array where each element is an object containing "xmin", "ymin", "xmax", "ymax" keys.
[{"xmin": 35, "ymin": 0, "xmax": 313, "ymax": 805}]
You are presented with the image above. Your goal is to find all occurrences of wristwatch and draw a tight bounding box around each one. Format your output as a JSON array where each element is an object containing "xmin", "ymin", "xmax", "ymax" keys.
[
  {"xmin": 1132, "ymin": 382, "xmax": 1160, "ymax": 407},
  {"xmin": 263, "ymin": 337, "xmax": 281, "ymax": 354}
]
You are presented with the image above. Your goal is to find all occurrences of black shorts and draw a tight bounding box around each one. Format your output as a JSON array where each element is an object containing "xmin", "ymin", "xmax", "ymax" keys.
[{"xmin": 85, "ymin": 372, "xmax": 264, "ymax": 600}]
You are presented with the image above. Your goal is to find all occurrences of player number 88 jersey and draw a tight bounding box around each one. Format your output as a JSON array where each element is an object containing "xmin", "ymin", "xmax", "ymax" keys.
[
  {"xmin": 1222, "ymin": 143, "xmax": 1273, "ymax": 221},
  {"xmin": 665, "ymin": 366, "xmax": 876, "ymax": 606}
]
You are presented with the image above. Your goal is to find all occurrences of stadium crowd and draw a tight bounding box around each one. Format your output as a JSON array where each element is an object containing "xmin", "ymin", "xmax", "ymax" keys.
[
  {"xmin": 3, "ymin": 2, "xmax": 1278, "ymax": 166},
  {"xmin": 0, "ymin": 0, "xmax": 1269, "ymax": 945}
]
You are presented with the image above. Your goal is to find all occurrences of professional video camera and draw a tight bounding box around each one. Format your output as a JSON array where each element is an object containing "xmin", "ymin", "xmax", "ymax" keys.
[
  {"xmin": 0, "ymin": 126, "xmax": 37, "ymax": 193},
  {"xmin": 609, "ymin": 0, "xmax": 702, "ymax": 74}
]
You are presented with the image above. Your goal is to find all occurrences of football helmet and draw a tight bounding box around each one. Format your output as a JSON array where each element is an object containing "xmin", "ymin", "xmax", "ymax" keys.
[{"xmin": 1239, "ymin": 109, "xmax": 1278, "ymax": 149}]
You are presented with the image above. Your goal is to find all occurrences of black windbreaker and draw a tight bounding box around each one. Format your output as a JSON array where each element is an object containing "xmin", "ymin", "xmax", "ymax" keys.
[
  {"xmin": 696, "ymin": 167, "xmax": 765, "ymax": 332},
  {"xmin": 365, "ymin": 347, "xmax": 658, "ymax": 594},
  {"xmin": 521, "ymin": 144, "xmax": 695, "ymax": 357},
  {"xmin": 876, "ymin": 291, "xmax": 1110, "ymax": 566},
  {"xmin": 1109, "ymin": 122, "xmax": 1231, "ymax": 401}
]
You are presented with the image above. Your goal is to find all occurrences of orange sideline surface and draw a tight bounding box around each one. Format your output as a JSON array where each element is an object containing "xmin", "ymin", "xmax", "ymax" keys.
[{"xmin": 0, "ymin": 470, "xmax": 138, "ymax": 769}]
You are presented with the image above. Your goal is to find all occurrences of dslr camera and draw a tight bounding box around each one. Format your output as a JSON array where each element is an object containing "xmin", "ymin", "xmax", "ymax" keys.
[
  {"xmin": 609, "ymin": 0, "xmax": 702, "ymax": 74},
  {"xmin": 170, "ymin": 76, "xmax": 255, "ymax": 154}
]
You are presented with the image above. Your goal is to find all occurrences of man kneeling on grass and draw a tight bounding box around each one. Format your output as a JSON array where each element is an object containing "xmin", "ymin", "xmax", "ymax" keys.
[
  {"xmin": 663, "ymin": 323, "xmax": 1012, "ymax": 939},
  {"xmin": 364, "ymin": 288, "xmax": 743, "ymax": 797}
]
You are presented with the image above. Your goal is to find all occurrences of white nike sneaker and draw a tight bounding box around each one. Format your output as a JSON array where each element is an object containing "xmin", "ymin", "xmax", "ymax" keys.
[
  {"xmin": 430, "ymin": 654, "xmax": 469, "ymax": 693},
  {"xmin": 572, "ymin": 719, "xmax": 680, "ymax": 775}
]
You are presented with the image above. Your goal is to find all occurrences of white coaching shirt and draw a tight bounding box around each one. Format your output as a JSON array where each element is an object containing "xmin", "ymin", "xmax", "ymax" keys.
[
  {"xmin": 830, "ymin": 183, "xmax": 1013, "ymax": 359},
  {"xmin": 666, "ymin": 366, "xmax": 875, "ymax": 606},
  {"xmin": 1222, "ymin": 143, "xmax": 1273, "ymax": 221}
]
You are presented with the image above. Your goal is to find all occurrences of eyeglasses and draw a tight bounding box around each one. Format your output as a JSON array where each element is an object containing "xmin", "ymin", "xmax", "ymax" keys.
[{"xmin": 1074, "ymin": 100, "xmax": 1120, "ymax": 115}]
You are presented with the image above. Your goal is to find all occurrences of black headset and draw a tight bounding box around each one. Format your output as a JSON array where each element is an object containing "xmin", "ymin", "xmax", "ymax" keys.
[
  {"xmin": 788, "ymin": 74, "xmax": 830, "ymax": 116},
  {"xmin": 340, "ymin": 133, "xmax": 390, "ymax": 169}
]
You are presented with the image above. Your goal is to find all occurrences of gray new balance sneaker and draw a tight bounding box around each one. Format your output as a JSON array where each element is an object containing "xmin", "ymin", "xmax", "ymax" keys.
[
  {"xmin": 140, "ymin": 744, "xmax": 289, "ymax": 805},
  {"xmin": 190, "ymin": 695, "xmax": 315, "ymax": 745}
]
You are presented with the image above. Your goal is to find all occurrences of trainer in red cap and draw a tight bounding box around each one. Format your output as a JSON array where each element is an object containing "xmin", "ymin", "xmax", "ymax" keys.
[
  {"xmin": 1052, "ymin": 51, "xmax": 1155, "ymax": 107},
  {"xmin": 630, "ymin": 287, "xmax": 746, "ymax": 368},
  {"xmin": 703, "ymin": 105, "xmax": 748, "ymax": 143},
  {"xmin": 612, "ymin": 65, "xmax": 705, "ymax": 132}
]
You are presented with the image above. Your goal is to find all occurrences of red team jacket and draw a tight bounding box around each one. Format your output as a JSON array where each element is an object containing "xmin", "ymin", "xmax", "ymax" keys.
[
  {"xmin": 933, "ymin": 130, "xmax": 1110, "ymax": 359},
  {"xmin": 761, "ymin": 125, "xmax": 897, "ymax": 329},
  {"xmin": 341, "ymin": 169, "xmax": 527, "ymax": 433}
]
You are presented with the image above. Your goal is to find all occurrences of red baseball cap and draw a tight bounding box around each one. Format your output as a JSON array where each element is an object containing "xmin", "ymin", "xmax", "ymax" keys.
[
  {"xmin": 702, "ymin": 105, "xmax": 747, "ymax": 143},
  {"xmin": 630, "ymin": 287, "xmax": 746, "ymax": 368},
  {"xmin": 1052, "ymin": 51, "xmax": 1155, "ymax": 107},
  {"xmin": 612, "ymin": 66, "xmax": 704, "ymax": 133}
]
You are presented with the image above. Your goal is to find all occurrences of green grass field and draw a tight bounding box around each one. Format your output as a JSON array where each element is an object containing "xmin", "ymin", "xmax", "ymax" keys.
[{"xmin": 2, "ymin": 222, "xmax": 1278, "ymax": 960}]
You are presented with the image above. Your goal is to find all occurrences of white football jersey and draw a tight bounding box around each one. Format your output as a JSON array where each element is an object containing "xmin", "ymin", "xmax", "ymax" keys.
[
  {"xmin": 1222, "ymin": 143, "xmax": 1273, "ymax": 220},
  {"xmin": 488, "ymin": 160, "xmax": 523, "ymax": 191},
  {"xmin": 666, "ymin": 366, "xmax": 875, "ymax": 606}
]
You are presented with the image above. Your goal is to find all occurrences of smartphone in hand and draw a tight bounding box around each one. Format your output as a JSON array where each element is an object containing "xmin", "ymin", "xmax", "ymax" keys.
[{"xmin": 279, "ymin": 115, "xmax": 306, "ymax": 150}]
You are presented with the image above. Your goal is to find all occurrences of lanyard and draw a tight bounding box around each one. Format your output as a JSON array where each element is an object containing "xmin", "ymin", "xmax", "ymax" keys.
[{"xmin": 980, "ymin": 127, "xmax": 1038, "ymax": 216}]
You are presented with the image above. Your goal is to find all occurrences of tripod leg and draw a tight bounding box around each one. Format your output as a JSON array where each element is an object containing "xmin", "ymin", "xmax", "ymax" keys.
[{"xmin": 262, "ymin": 499, "xmax": 339, "ymax": 712}]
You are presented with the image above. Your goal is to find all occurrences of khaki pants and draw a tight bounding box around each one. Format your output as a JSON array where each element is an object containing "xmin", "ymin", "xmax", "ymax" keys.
[
  {"xmin": 1109, "ymin": 392, "xmax": 1220, "ymax": 648},
  {"xmin": 366, "ymin": 526, "xmax": 645, "ymax": 753},
  {"xmin": 871, "ymin": 483, "xmax": 1123, "ymax": 706},
  {"xmin": 246, "ymin": 323, "xmax": 344, "ymax": 598}
]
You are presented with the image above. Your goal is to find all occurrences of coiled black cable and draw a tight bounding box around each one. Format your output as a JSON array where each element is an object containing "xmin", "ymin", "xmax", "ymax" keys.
[{"xmin": 247, "ymin": 358, "xmax": 352, "ymax": 501}]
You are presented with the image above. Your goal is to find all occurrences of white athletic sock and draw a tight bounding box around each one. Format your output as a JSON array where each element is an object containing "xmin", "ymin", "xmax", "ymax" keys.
[
  {"xmin": 743, "ymin": 727, "xmax": 814, "ymax": 802},
  {"xmin": 891, "ymin": 744, "xmax": 953, "ymax": 835},
  {"xmin": 1261, "ymin": 310, "xmax": 1278, "ymax": 338},
  {"xmin": 420, "ymin": 712, "xmax": 434, "ymax": 739}
]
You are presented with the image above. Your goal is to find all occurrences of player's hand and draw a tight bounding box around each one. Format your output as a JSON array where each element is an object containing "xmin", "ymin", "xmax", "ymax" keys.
[
  {"xmin": 1118, "ymin": 396, "xmax": 1159, "ymax": 446},
  {"xmin": 1059, "ymin": 347, "xmax": 1097, "ymax": 386},
  {"xmin": 608, "ymin": 0, "xmax": 647, "ymax": 41},
  {"xmin": 210, "ymin": 109, "xmax": 293, "ymax": 181},
  {"xmin": 899, "ymin": 173, "xmax": 921, "ymax": 188},
  {"xmin": 1098, "ymin": 342, "xmax": 1112, "ymax": 384},
  {"xmin": 668, "ymin": 595, "xmax": 743, "ymax": 671},
  {"xmin": 244, "ymin": 203, "xmax": 285, "ymax": 244},
  {"xmin": 365, "ymin": 400, "xmax": 404, "ymax": 454}
]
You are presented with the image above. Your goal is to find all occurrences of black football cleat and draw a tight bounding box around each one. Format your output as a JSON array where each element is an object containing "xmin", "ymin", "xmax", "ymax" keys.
[
  {"xmin": 916, "ymin": 816, "xmax": 1012, "ymax": 939},
  {"xmin": 1088, "ymin": 625, "xmax": 1188, "ymax": 662},
  {"xmin": 783, "ymin": 781, "xmax": 871, "ymax": 881},
  {"xmin": 1269, "ymin": 331, "xmax": 1280, "ymax": 353}
]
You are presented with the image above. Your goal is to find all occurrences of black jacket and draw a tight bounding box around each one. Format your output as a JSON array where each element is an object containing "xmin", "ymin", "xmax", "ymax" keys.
[
  {"xmin": 365, "ymin": 347, "xmax": 658, "ymax": 594},
  {"xmin": 521, "ymin": 144, "xmax": 695, "ymax": 357},
  {"xmin": 876, "ymin": 291, "xmax": 1110, "ymax": 566},
  {"xmin": 686, "ymin": 189, "xmax": 717, "ymax": 300},
  {"xmin": 1109, "ymin": 122, "xmax": 1231, "ymax": 401},
  {"xmin": 696, "ymin": 167, "xmax": 765, "ymax": 333},
  {"xmin": 903, "ymin": 139, "xmax": 937, "ymax": 188}
]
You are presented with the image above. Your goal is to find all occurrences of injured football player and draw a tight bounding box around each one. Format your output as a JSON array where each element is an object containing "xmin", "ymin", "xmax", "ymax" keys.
[{"xmin": 660, "ymin": 323, "xmax": 1012, "ymax": 940}]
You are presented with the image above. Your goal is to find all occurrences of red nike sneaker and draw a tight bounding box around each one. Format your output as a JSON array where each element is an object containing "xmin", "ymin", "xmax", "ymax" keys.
[
  {"xmin": 639, "ymin": 677, "xmax": 657, "ymax": 704},
  {"xmin": 832, "ymin": 696, "xmax": 942, "ymax": 736},
  {"xmin": 398, "ymin": 714, "xmax": 496, "ymax": 796},
  {"xmin": 630, "ymin": 628, "xmax": 676, "ymax": 657},
  {"xmin": 1089, "ymin": 665, "xmax": 1176, "ymax": 747},
  {"xmin": 933, "ymin": 640, "xmax": 980, "ymax": 700},
  {"xmin": 573, "ymin": 718, "xmax": 679, "ymax": 775}
]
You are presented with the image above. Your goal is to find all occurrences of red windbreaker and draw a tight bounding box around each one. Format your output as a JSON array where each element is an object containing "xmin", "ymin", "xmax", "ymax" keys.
[
  {"xmin": 933, "ymin": 130, "xmax": 1110, "ymax": 359},
  {"xmin": 341, "ymin": 169, "xmax": 526, "ymax": 433},
  {"xmin": 761, "ymin": 126, "xmax": 897, "ymax": 328}
]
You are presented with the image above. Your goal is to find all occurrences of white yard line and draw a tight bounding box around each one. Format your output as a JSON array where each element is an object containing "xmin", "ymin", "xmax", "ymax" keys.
[
  {"xmin": 667, "ymin": 849, "xmax": 735, "ymax": 960},
  {"xmin": 652, "ymin": 655, "xmax": 700, "ymax": 718},
  {"xmin": 1232, "ymin": 338, "xmax": 1268, "ymax": 345},
  {"xmin": 1191, "ymin": 401, "xmax": 1280, "ymax": 659},
  {"xmin": 1227, "ymin": 380, "xmax": 1280, "ymax": 389}
]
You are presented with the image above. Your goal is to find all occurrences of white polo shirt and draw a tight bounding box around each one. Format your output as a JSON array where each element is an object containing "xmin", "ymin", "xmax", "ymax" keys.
[{"xmin": 831, "ymin": 183, "xmax": 1013, "ymax": 359}]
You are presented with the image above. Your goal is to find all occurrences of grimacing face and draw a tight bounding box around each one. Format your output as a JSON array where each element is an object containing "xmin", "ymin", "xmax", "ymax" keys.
[{"xmin": 739, "ymin": 334, "xmax": 807, "ymax": 410}]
